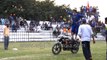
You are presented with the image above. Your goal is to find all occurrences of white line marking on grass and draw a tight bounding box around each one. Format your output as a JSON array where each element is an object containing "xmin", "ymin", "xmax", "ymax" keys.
[{"xmin": 0, "ymin": 54, "xmax": 51, "ymax": 60}]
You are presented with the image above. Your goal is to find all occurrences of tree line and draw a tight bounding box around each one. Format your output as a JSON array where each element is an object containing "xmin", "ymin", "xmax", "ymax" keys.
[{"xmin": 0, "ymin": 0, "xmax": 71, "ymax": 21}]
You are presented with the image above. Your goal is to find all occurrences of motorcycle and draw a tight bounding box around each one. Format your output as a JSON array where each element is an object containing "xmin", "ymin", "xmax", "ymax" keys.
[{"xmin": 52, "ymin": 33, "xmax": 80, "ymax": 55}]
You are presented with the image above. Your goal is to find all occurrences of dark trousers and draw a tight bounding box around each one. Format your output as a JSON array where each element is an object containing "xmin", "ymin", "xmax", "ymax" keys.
[
  {"xmin": 106, "ymin": 30, "xmax": 107, "ymax": 60},
  {"xmin": 4, "ymin": 36, "xmax": 9, "ymax": 50},
  {"xmin": 82, "ymin": 41, "xmax": 92, "ymax": 60},
  {"xmin": 106, "ymin": 30, "xmax": 107, "ymax": 44}
]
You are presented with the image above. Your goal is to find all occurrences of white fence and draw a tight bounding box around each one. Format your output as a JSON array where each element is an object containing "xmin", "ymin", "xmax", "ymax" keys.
[
  {"xmin": 0, "ymin": 30, "xmax": 58, "ymax": 42},
  {"xmin": 0, "ymin": 29, "xmax": 105, "ymax": 42}
]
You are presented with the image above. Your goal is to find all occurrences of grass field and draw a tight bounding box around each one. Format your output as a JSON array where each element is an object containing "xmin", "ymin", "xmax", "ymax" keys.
[{"xmin": 0, "ymin": 41, "xmax": 106, "ymax": 60}]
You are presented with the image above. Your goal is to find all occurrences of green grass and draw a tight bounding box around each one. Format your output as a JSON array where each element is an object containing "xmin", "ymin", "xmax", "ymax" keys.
[{"xmin": 0, "ymin": 41, "xmax": 106, "ymax": 60}]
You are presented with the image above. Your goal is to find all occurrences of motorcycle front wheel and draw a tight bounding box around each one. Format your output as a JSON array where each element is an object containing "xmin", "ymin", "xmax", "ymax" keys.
[{"xmin": 52, "ymin": 43, "xmax": 61, "ymax": 55}]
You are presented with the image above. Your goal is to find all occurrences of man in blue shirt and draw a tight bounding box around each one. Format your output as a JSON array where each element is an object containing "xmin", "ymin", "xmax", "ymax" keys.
[{"xmin": 66, "ymin": 9, "xmax": 84, "ymax": 37}]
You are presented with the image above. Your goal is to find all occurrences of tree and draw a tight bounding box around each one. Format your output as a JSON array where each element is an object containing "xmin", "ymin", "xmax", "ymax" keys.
[{"xmin": 0, "ymin": 0, "xmax": 71, "ymax": 21}]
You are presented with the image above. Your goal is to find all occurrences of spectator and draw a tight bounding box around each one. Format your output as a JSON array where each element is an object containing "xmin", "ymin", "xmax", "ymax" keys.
[
  {"xmin": 105, "ymin": 17, "xmax": 107, "ymax": 60},
  {"xmin": 0, "ymin": 18, "xmax": 1, "ymax": 25},
  {"xmin": 105, "ymin": 17, "xmax": 107, "ymax": 42},
  {"xmin": 1, "ymin": 17, "xmax": 5, "ymax": 25},
  {"xmin": 3, "ymin": 24, "xmax": 10, "ymax": 50},
  {"xmin": 29, "ymin": 21, "xmax": 35, "ymax": 32},
  {"xmin": 78, "ymin": 19, "xmax": 95, "ymax": 60}
]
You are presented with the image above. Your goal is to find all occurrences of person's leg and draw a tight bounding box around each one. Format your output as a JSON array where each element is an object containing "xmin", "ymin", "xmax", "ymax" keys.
[
  {"xmin": 106, "ymin": 30, "xmax": 107, "ymax": 44},
  {"xmin": 4, "ymin": 36, "xmax": 6, "ymax": 50},
  {"xmin": 4, "ymin": 36, "xmax": 8, "ymax": 50},
  {"xmin": 87, "ymin": 42, "xmax": 92, "ymax": 60},
  {"xmin": 82, "ymin": 41, "xmax": 90, "ymax": 60},
  {"xmin": 71, "ymin": 25, "xmax": 76, "ymax": 39},
  {"xmin": 5, "ymin": 37, "xmax": 8, "ymax": 50},
  {"xmin": 105, "ymin": 30, "xmax": 107, "ymax": 60},
  {"xmin": 7, "ymin": 36, "xmax": 9, "ymax": 49},
  {"xmin": 71, "ymin": 25, "xmax": 75, "ymax": 34}
]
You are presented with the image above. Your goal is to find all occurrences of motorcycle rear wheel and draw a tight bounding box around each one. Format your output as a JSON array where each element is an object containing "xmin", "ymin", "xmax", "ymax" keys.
[{"xmin": 71, "ymin": 41, "xmax": 80, "ymax": 54}]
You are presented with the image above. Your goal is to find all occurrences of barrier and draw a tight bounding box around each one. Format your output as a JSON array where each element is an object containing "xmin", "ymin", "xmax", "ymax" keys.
[
  {"xmin": 0, "ymin": 29, "xmax": 57, "ymax": 42},
  {"xmin": 0, "ymin": 28, "xmax": 105, "ymax": 42}
]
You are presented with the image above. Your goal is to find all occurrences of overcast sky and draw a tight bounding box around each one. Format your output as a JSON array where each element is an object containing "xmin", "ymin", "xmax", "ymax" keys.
[{"xmin": 54, "ymin": 0, "xmax": 107, "ymax": 22}]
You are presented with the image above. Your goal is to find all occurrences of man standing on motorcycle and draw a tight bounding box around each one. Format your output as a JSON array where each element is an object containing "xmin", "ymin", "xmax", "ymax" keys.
[
  {"xmin": 66, "ymin": 9, "xmax": 84, "ymax": 38},
  {"xmin": 77, "ymin": 19, "xmax": 95, "ymax": 60}
]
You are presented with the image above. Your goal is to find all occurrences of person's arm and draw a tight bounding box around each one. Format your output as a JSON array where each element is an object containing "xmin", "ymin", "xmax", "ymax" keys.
[{"xmin": 65, "ymin": 9, "xmax": 73, "ymax": 16}]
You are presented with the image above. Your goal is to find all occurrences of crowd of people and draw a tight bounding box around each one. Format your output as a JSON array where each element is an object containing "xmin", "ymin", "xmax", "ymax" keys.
[
  {"xmin": 55, "ymin": 5, "xmax": 105, "ymax": 37},
  {"xmin": 0, "ymin": 5, "xmax": 105, "ymax": 37},
  {"xmin": 0, "ymin": 14, "xmax": 52, "ymax": 32},
  {"xmin": 0, "ymin": 4, "xmax": 106, "ymax": 60},
  {"xmin": 0, "ymin": 14, "xmax": 24, "ymax": 32}
]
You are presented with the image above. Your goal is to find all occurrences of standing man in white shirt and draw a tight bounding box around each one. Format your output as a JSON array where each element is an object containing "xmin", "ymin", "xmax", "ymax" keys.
[
  {"xmin": 105, "ymin": 17, "xmax": 107, "ymax": 43},
  {"xmin": 105, "ymin": 17, "xmax": 107, "ymax": 60},
  {"xmin": 78, "ymin": 19, "xmax": 95, "ymax": 60}
]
